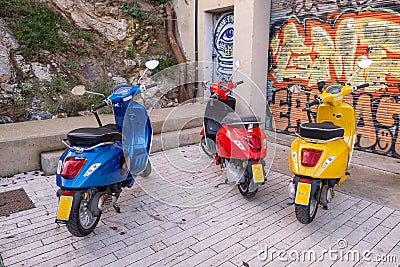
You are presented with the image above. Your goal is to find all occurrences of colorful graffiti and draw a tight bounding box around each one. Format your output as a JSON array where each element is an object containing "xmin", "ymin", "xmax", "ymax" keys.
[
  {"xmin": 214, "ymin": 12, "xmax": 234, "ymax": 82},
  {"xmin": 268, "ymin": 9, "xmax": 400, "ymax": 158}
]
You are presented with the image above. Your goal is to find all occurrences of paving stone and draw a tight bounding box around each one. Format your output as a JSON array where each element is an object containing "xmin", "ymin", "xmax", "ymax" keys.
[{"xmin": 0, "ymin": 145, "xmax": 399, "ymax": 267}]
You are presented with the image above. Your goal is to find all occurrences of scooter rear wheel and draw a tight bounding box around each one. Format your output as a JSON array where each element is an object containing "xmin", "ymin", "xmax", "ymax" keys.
[
  {"xmin": 67, "ymin": 189, "xmax": 101, "ymax": 237},
  {"xmin": 238, "ymin": 169, "xmax": 258, "ymax": 199},
  {"xmin": 295, "ymin": 189, "xmax": 319, "ymax": 224}
]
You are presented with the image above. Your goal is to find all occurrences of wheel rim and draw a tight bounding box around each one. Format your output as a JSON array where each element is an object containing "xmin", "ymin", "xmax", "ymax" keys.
[
  {"xmin": 239, "ymin": 181, "xmax": 249, "ymax": 192},
  {"xmin": 79, "ymin": 191, "xmax": 97, "ymax": 229},
  {"xmin": 201, "ymin": 138, "xmax": 216, "ymax": 156}
]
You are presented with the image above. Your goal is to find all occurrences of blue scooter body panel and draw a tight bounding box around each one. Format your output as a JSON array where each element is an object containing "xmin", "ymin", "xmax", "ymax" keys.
[
  {"xmin": 56, "ymin": 142, "xmax": 127, "ymax": 189},
  {"xmin": 123, "ymin": 102, "xmax": 152, "ymax": 175},
  {"xmin": 56, "ymin": 84, "xmax": 152, "ymax": 189}
]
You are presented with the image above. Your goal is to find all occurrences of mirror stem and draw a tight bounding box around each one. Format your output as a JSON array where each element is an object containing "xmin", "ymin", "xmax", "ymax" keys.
[
  {"xmin": 86, "ymin": 91, "xmax": 106, "ymax": 98},
  {"xmin": 138, "ymin": 68, "xmax": 149, "ymax": 84},
  {"xmin": 346, "ymin": 67, "xmax": 360, "ymax": 84}
]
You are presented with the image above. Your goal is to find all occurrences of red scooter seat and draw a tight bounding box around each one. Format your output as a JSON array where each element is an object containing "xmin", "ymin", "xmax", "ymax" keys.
[
  {"xmin": 67, "ymin": 124, "xmax": 122, "ymax": 146},
  {"xmin": 223, "ymin": 112, "xmax": 261, "ymax": 126},
  {"xmin": 299, "ymin": 122, "xmax": 344, "ymax": 140}
]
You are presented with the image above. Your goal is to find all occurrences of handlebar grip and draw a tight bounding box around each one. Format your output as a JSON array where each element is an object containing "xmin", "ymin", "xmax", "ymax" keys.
[
  {"xmin": 236, "ymin": 80, "xmax": 244, "ymax": 85},
  {"xmin": 93, "ymin": 101, "xmax": 108, "ymax": 111},
  {"xmin": 309, "ymin": 98, "xmax": 320, "ymax": 106},
  {"xmin": 146, "ymin": 83, "xmax": 157, "ymax": 89},
  {"xmin": 357, "ymin": 83, "xmax": 369, "ymax": 89}
]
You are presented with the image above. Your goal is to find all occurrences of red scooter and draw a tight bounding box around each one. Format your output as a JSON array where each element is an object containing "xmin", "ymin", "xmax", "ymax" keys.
[{"xmin": 200, "ymin": 81, "xmax": 268, "ymax": 198}]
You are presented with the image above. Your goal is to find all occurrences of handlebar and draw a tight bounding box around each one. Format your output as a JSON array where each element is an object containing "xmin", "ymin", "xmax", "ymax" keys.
[
  {"xmin": 352, "ymin": 83, "xmax": 370, "ymax": 93},
  {"xmin": 145, "ymin": 83, "xmax": 157, "ymax": 89},
  {"xmin": 235, "ymin": 80, "xmax": 244, "ymax": 86},
  {"xmin": 92, "ymin": 101, "xmax": 108, "ymax": 111},
  {"xmin": 357, "ymin": 83, "xmax": 369, "ymax": 89}
]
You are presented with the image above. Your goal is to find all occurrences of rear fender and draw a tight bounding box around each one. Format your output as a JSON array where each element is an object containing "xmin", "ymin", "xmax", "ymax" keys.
[
  {"xmin": 56, "ymin": 143, "xmax": 125, "ymax": 189},
  {"xmin": 289, "ymin": 137, "xmax": 348, "ymax": 179}
]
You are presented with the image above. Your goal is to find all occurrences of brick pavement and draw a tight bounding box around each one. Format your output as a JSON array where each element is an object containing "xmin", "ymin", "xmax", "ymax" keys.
[{"xmin": 0, "ymin": 145, "xmax": 399, "ymax": 267}]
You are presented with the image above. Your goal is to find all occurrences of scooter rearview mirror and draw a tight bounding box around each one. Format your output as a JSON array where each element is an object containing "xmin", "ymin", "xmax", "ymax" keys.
[
  {"xmin": 145, "ymin": 60, "xmax": 160, "ymax": 70},
  {"xmin": 71, "ymin": 85, "xmax": 86, "ymax": 95},
  {"xmin": 358, "ymin": 58, "xmax": 372, "ymax": 69},
  {"xmin": 235, "ymin": 60, "xmax": 242, "ymax": 70}
]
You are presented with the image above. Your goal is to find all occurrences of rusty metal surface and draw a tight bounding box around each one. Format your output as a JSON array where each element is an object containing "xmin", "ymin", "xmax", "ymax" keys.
[{"xmin": 0, "ymin": 188, "xmax": 35, "ymax": 217}]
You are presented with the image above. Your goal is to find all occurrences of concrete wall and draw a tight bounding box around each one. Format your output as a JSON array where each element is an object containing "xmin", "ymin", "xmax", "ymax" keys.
[{"xmin": 173, "ymin": 0, "xmax": 270, "ymax": 124}]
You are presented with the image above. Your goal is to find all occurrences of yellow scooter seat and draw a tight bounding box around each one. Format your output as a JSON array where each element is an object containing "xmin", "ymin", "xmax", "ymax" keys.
[{"xmin": 299, "ymin": 122, "xmax": 344, "ymax": 140}]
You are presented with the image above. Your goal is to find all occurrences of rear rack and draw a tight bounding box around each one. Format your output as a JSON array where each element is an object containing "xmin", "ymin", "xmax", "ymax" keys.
[
  {"xmin": 61, "ymin": 139, "xmax": 114, "ymax": 154},
  {"xmin": 294, "ymin": 133, "xmax": 343, "ymax": 144}
]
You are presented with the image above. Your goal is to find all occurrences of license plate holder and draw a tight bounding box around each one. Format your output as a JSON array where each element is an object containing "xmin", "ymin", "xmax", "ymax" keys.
[
  {"xmin": 252, "ymin": 163, "xmax": 264, "ymax": 183},
  {"xmin": 56, "ymin": 195, "xmax": 73, "ymax": 222},
  {"xmin": 295, "ymin": 182, "xmax": 311, "ymax": 206}
]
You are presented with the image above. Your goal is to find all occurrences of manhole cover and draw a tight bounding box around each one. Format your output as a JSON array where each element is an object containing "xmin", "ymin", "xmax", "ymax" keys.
[{"xmin": 0, "ymin": 188, "xmax": 35, "ymax": 217}]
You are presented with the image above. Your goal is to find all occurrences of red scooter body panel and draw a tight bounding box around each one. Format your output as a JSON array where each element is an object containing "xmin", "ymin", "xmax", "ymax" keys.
[{"xmin": 216, "ymin": 124, "xmax": 267, "ymax": 160}]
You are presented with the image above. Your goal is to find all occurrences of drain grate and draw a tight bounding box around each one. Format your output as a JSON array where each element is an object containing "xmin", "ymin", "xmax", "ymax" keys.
[{"xmin": 0, "ymin": 188, "xmax": 35, "ymax": 217}]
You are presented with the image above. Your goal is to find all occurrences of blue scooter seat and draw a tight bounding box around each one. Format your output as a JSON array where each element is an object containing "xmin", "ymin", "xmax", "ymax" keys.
[
  {"xmin": 67, "ymin": 124, "xmax": 122, "ymax": 146},
  {"xmin": 299, "ymin": 122, "xmax": 344, "ymax": 140}
]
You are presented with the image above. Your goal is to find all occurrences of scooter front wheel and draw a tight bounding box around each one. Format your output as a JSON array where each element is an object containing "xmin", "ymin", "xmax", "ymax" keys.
[
  {"xmin": 200, "ymin": 136, "xmax": 216, "ymax": 158},
  {"xmin": 67, "ymin": 189, "xmax": 101, "ymax": 237},
  {"xmin": 295, "ymin": 189, "xmax": 319, "ymax": 224}
]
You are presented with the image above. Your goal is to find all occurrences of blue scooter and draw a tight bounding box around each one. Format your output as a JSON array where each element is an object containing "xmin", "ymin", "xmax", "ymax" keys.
[{"xmin": 55, "ymin": 60, "xmax": 159, "ymax": 236}]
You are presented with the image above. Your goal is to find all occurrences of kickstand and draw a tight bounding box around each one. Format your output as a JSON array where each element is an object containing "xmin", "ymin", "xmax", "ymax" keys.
[
  {"xmin": 113, "ymin": 204, "xmax": 121, "ymax": 213},
  {"xmin": 287, "ymin": 201, "xmax": 294, "ymax": 206},
  {"xmin": 215, "ymin": 179, "xmax": 228, "ymax": 188}
]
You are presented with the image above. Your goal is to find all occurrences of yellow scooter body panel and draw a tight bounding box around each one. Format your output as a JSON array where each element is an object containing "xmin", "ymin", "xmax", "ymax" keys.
[{"xmin": 289, "ymin": 137, "xmax": 349, "ymax": 179}]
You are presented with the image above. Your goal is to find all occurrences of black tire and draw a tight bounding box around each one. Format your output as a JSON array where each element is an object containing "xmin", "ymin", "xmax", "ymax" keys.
[
  {"xmin": 200, "ymin": 136, "xmax": 215, "ymax": 158},
  {"xmin": 67, "ymin": 189, "xmax": 101, "ymax": 237},
  {"xmin": 295, "ymin": 189, "xmax": 319, "ymax": 224},
  {"xmin": 140, "ymin": 161, "xmax": 151, "ymax": 177},
  {"xmin": 238, "ymin": 169, "xmax": 258, "ymax": 199}
]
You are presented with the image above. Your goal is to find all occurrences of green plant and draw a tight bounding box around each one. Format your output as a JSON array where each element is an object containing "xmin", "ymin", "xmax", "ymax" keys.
[
  {"xmin": 120, "ymin": 3, "xmax": 146, "ymax": 20},
  {"xmin": 66, "ymin": 61, "xmax": 77, "ymax": 69},
  {"xmin": 49, "ymin": 77, "xmax": 69, "ymax": 94},
  {"xmin": 71, "ymin": 30, "xmax": 92, "ymax": 42},
  {"xmin": 126, "ymin": 46, "xmax": 136, "ymax": 59},
  {"xmin": 76, "ymin": 48, "xmax": 88, "ymax": 55},
  {"xmin": 153, "ymin": 57, "xmax": 177, "ymax": 73},
  {"xmin": 2, "ymin": 0, "xmax": 67, "ymax": 54},
  {"xmin": 149, "ymin": 0, "xmax": 169, "ymax": 5}
]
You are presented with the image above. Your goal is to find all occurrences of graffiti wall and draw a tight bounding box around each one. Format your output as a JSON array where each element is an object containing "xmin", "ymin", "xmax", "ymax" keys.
[
  {"xmin": 214, "ymin": 12, "xmax": 234, "ymax": 82},
  {"xmin": 268, "ymin": 0, "xmax": 400, "ymax": 158}
]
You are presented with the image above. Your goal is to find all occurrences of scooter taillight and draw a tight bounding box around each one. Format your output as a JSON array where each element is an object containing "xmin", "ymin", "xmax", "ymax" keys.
[
  {"xmin": 60, "ymin": 157, "xmax": 86, "ymax": 178},
  {"xmin": 244, "ymin": 136, "xmax": 261, "ymax": 152},
  {"xmin": 301, "ymin": 149, "xmax": 322, "ymax": 167}
]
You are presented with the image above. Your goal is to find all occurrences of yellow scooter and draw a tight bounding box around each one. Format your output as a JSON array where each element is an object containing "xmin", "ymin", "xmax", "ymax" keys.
[{"xmin": 287, "ymin": 58, "xmax": 372, "ymax": 224}]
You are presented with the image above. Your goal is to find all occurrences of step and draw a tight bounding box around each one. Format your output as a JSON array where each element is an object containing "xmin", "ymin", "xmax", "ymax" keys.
[
  {"xmin": 40, "ymin": 127, "xmax": 203, "ymax": 176},
  {"xmin": 1, "ymin": 103, "xmax": 206, "ymax": 177}
]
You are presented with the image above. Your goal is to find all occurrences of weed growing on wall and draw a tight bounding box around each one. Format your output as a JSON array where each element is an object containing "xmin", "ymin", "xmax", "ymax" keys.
[
  {"xmin": 1, "ymin": 0, "xmax": 68, "ymax": 55},
  {"xmin": 120, "ymin": 3, "xmax": 146, "ymax": 20}
]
